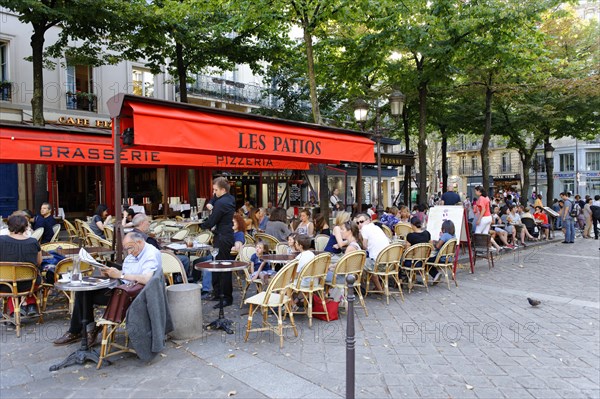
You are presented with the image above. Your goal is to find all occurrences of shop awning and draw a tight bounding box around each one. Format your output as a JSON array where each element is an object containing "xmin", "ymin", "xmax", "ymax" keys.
[
  {"xmin": 108, "ymin": 94, "xmax": 375, "ymax": 164},
  {"xmin": 0, "ymin": 124, "xmax": 309, "ymax": 170}
]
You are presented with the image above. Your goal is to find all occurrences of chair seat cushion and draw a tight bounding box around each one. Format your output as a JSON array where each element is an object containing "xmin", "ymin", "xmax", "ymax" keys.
[{"xmin": 245, "ymin": 292, "xmax": 291, "ymax": 306}]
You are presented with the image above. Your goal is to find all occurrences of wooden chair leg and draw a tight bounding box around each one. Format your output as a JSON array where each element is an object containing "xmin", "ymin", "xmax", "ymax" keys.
[
  {"xmin": 318, "ymin": 291, "xmax": 329, "ymax": 322},
  {"xmin": 307, "ymin": 294, "xmax": 313, "ymax": 328},
  {"xmin": 244, "ymin": 304, "xmax": 253, "ymax": 342},
  {"xmin": 278, "ymin": 306, "xmax": 284, "ymax": 348}
]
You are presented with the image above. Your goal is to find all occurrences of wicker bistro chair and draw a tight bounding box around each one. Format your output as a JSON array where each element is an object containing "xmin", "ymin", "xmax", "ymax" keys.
[
  {"xmin": 275, "ymin": 243, "xmax": 290, "ymax": 255},
  {"xmin": 0, "ymin": 262, "xmax": 44, "ymax": 337},
  {"xmin": 196, "ymin": 230, "xmax": 213, "ymax": 245},
  {"xmin": 314, "ymin": 234, "xmax": 330, "ymax": 251},
  {"xmin": 103, "ymin": 226, "xmax": 114, "ymax": 242},
  {"xmin": 31, "ymin": 227, "xmax": 44, "ymax": 241},
  {"xmin": 244, "ymin": 233, "xmax": 255, "ymax": 245},
  {"xmin": 400, "ymin": 243, "xmax": 434, "ymax": 294},
  {"xmin": 161, "ymin": 251, "xmax": 188, "ymax": 285},
  {"xmin": 42, "ymin": 259, "xmax": 93, "ymax": 314},
  {"xmin": 254, "ymin": 232, "xmax": 280, "ymax": 254},
  {"xmin": 96, "ymin": 316, "xmax": 136, "ymax": 369},
  {"xmin": 41, "ymin": 241, "xmax": 78, "ymax": 251},
  {"xmin": 288, "ymin": 252, "xmax": 332, "ymax": 327},
  {"xmin": 364, "ymin": 243, "xmax": 405, "ymax": 304},
  {"xmin": 244, "ymin": 260, "xmax": 298, "ymax": 348},
  {"xmin": 183, "ymin": 222, "xmax": 200, "ymax": 234},
  {"xmin": 394, "ymin": 222, "xmax": 413, "ymax": 241},
  {"xmin": 236, "ymin": 245, "xmax": 263, "ymax": 308},
  {"xmin": 51, "ymin": 224, "xmax": 61, "ymax": 242},
  {"xmin": 425, "ymin": 238, "xmax": 459, "ymax": 290},
  {"xmin": 171, "ymin": 228, "xmax": 190, "ymax": 241},
  {"xmin": 380, "ymin": 225, "xmax": 393, "ymax": 241},
  {"xmin": 325, "ymin": 250, "xmax": 368, "ymax": 316},
  {"xmin": 473, "ymin": 233, "xmax": 494, "ymax": 270},
  {"xmin": 63, "ymin": 219, "xmax": 79, "ymax": 243}
]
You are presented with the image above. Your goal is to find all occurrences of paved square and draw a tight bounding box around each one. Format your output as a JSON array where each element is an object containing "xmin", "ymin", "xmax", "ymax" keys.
[{"xmin": 1, "ymin": 237, "xmax": 599, "ymax": 398}]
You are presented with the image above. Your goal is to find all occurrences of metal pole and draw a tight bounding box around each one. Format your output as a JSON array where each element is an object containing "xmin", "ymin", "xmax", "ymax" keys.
[
  {"xmin": 376, "ymin": 134, "xmax": 383, "ymax": 218},
  {"xmin": 534, "ymin": 159, "xmax": 538, "ymax": 200},
  {"xmin": 113, "ymin": 117, "xmax": 123, "ymax": 262},
  {"xmin": 345, "ymin": 274, "xmax": 356, "ymax": 399}
]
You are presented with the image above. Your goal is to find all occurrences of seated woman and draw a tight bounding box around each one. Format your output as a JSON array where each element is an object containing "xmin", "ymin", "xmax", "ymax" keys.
[
  {"xmin": 295, "ymin": 208, "xmax": 315, "ymax": 237},
  {"xmin": 428, "ymin": 220, "xmax": 455, "ymax": 284},
  {"xmin": 398, "ymin": 206, "xmax": 411, "ymax": 223},
  {"xmin": 492, "ymin": 206, "xmax": 514, "ymax": 249},
  {"xmin": 264, "ymin": 208, "xmax": 291, "ymax": 242},
  {"xmin": 324, "ymin": 211, "xmax": 350, "ymax": 254},
  {"xmin": 0, "ymin": 214, "xmax": 42, "ymax": 317},
  {"xmin": 326, "ymin": 220, "xmax": 363, "ymax": 284},
  {"xmin": 533, "ymin": 206, "xmax": 550, "ymax": 240},
  {"xmin": 314, "ymin": 213, "xmax": 331, "ymax": 236},
  {"xmin": 121, "ymin": 208, "xmax": 136, "ymax": 228},
  {"xmin": 231, "ymin": 213, "xmax": 246, "ymax": 253},
  {"xmin": 380, "ymin": 206, "xmax": 400, "ymax": 230},
  {"xmin": 90, "ymin": 204, "xmax": 109, "ymax": 239}
]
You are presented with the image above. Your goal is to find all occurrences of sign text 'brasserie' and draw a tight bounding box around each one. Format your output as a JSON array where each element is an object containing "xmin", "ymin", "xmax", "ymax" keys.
[
  {"xmin": 238, "ymin": 132, "xmax": 321, "ymax": 155},
  {"xmin": 39, "ymin": 146, "xmax": 160, "ymax": 162}
]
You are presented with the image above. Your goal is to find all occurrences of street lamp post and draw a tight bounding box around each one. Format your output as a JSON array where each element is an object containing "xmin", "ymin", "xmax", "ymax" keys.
[
  {"xmin": 544, "ymin": 142, "xmax": 554, "ymax": 202},
  {"xmin": 353, "ymin": 91, "xmax": 405, "ymax": 218},
  {"xmin": 533, "ymin": 157, "xmax": 539, "ymax": 197}
]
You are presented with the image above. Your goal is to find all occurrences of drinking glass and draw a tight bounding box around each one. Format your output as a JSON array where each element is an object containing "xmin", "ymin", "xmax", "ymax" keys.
[{"xmin": 210, "ymin": 248, "xmax": 220, "ymax": 264}]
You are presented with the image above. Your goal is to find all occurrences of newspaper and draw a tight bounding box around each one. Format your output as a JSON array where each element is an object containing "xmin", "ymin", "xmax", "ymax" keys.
[{"xmin": 78, "ymin": 248, "xmax": 108, "ymax": 269}]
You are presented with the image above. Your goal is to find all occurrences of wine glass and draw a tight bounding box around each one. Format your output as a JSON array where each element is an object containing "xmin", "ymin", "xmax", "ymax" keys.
[{"xmin": 210, "ymin": 248, "xmax": 220, "ymax": 264}]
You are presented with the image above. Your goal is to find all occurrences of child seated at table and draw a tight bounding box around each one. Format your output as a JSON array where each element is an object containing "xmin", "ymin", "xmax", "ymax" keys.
[
  {"xmin": 291, "ymin": 234, "xmax": 315, "ymax": 310},
  {"xmin": 249, "ymin": 241, "xmax": 274, "ymax": 285},
  {"xmin": 286, "ymin": 233, "xmax": 298, "ymax": 255}
]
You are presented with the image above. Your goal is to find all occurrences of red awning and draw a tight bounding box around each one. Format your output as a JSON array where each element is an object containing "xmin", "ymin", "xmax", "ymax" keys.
[
  {"xmin": 0, "ymin": 124, "xmax": 309, "ymax": 170},
  {"xmin": 108, "ymin": 94, "xmax": 375, "ymax": 164}
]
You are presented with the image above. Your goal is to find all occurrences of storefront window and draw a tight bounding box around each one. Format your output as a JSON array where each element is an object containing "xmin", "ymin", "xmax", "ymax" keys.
[
  {"xmin": 132, "ymin": 67, "xmax": 154, "ymax": 97},
  {"xmin": 563, "ymin": 179, "xmax": 575, "ymax": 194},
  {"xmin": 587, "ymin": 178, "xmax": 600, "ymax": 197},
  {"xmin": 586, "ymin": 152, "xmax": 600, "ymax": 171},
  {"xmin": 559, "ymin": 153, "xmax": 574, "ymax": 171}
]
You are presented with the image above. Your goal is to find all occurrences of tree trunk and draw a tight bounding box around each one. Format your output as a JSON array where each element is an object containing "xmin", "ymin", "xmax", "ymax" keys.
[
  {"xmin": 544, "ymin": 132, "xmax": 554, "ymax": 207},
  {"xmin": 30, "ymin": 27, "xmax": 46, "ymax": 126},
  {"xmin": 481, "ymin": 83, "xmax": 494, "ymax": 195},
  {"xmin": 403, "ymin": 110, "xmax": 411, "ymax": 207},
  {"xmin": 175, "ymin": 41, "xmax": 187, "ymax": 103},
  {"xmin": 417, "ymin": 83, "xmax": 428, "ymax": 206},
  {"xmin": 440, "ymin": 125, "xmax": 448, "ymax": 193},
  {"xmin": 318, "ymin": 164, "xmax": 329, "ymax": 220},
  {"xmin": 520, "ymin": 152, "xmax": 532, "ymax": 207},
  {"xmin": 302, "ymin": 27, "xmax": 322, "ymax": 125}
]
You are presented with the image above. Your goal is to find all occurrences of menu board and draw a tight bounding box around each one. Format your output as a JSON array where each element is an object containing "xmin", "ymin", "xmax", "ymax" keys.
[
  {"xmin": 289, "ymin": 183, "xmax": 302, "ymax": 206},
  {"xmin": 426, "ymin": 205, "xmax": 467, "ymax": 242}
]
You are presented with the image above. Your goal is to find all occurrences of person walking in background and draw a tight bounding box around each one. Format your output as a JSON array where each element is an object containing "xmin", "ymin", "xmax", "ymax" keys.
[
  {"xmin": 560, "ymin": 192, "xmax": 575, "ymax": 244},
  {"xmin": 473, "ymin": 186, "xmax": 492, "ymax": 234}
]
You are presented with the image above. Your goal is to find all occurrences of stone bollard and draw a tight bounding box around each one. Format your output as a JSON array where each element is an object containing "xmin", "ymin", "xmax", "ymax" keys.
[{"xmin": 166, "ymin": 283, "xmax": 203, "ymax": 340}]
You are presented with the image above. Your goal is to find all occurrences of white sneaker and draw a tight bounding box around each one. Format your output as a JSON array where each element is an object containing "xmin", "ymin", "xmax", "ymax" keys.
[{"xmin": 432, "ymin": 273, "xmax": 442, "ymax": 284}]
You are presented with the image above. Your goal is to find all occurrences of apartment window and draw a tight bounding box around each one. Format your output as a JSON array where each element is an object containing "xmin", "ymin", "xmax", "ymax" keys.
[
  {"xmin": 559, "ymin": 153, "xmax": 574, "ymax": 171},
  {"xmin": 534, "ymin": 154, "xmax": 546, "ymax": 173},
  {"xmin": 461, "ymin": 156, "xmax": 467, "ymax": 173},
  {"xmin": 66, "ymin": 62, "xmax": 96, "ymax": 112},
  {"xmin": 0, "ymin": 42, "xmax": 7, "ymax": 81},
  {"xmin": 471, "ymin": 156, "xmax": 478, "ymax": 172},
  {"xmin": 132, "ymin": 68, "xmax": 154, "ymax": 97},
  {"xmin": 563, "ymin": 179, "xmax": 575, "ymax": 194},
  {"xmin": 586, "ymin": 152, "xmax": 600, "ymax": 171},
  {"xmin": 501, "ymin": 152, "xmax": 512, "ymax": 173}
]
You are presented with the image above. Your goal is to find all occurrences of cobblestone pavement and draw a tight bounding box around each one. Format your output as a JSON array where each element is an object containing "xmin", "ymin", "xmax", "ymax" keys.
[{"xmin": 1, "ymin": 236, "xmax": 599, "ymax": 398}]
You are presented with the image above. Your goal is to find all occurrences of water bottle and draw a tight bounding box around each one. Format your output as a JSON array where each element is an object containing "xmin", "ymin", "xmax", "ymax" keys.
[{"xmin": 71, "ymin": 259, "xmax": 82, "ymax": 285}]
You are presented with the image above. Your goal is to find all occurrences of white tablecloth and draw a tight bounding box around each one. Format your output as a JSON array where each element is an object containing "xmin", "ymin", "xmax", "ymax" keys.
[
  {"xmin": 169, "ymin": 204, "xmax": 191, "ymax": 212},
  {"xmin": 129, "ymin": 205, "xmax": 146, "ymax": 214},
  {"xmin": 54, "ymin": 208, "xmax": 65, "ymax": 218}
]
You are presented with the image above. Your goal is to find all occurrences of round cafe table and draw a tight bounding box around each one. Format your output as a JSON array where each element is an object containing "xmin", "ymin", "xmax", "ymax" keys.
[
  {"xmin": 194, "ymin": 261, "xmax": 249, "ymax": 334},
  {"xmin": 49, "ymin": 277, "xmax": 118, "ymax": 371}
]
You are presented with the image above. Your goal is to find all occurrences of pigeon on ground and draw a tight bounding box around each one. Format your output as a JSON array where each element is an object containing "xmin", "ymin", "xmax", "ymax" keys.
[{"xmin": 527, "ymin": 297, "xmax": 541, "ymax": 307}]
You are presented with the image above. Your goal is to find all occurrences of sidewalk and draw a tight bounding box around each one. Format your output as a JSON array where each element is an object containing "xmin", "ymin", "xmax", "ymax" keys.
[{"xmin": 1, "ymin": 236, "xmax": 599, "ymax": 398}]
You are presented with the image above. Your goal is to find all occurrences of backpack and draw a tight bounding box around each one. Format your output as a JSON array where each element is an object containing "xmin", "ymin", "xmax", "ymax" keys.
[{"xmin": 570, "ymin": 203, "xmax": 581, "ymax": 218}]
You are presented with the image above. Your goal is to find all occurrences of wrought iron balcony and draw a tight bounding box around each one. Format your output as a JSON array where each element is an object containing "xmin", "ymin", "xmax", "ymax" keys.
[
  {"xmin": 0, "ymin": 84, "xmax": 11, "ymax": 101},
  {"xmin": 66, "ymin": 92, "xmax": 97, "ymax": 112}
]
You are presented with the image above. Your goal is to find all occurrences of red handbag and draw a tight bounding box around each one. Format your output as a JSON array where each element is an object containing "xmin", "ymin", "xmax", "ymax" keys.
[
  {"xmin": 102, "ymin": 283, "xmax": 144, "ymax": 323},
  {"xmin": 312, "ymin": 294, "xmax": 339, "ymax": 321}
]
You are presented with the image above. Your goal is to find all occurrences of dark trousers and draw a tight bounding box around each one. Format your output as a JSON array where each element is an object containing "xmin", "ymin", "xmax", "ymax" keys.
[
  {"xmin": 593, "ymin": 214, "xmax": 599, "ymax": 239},
  {"xmin": 211, "ymin": 238, "xmax": 234, "ymax": 303},
  {"xmin": 68, "ymin": 288, "xmax": 111, "ymax": 334}
]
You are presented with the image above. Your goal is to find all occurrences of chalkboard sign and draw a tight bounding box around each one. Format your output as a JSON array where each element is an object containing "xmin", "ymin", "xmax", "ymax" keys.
[{"xmin": 289, "ymin": 183, "xmax": 302, "ymax": 206}]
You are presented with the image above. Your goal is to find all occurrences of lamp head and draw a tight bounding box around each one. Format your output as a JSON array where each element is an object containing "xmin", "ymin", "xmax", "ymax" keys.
[
  {"xmin": 353, "ymin": 99, "xmax": 369, "ymax": 123},
  {"xmin": 389, "ymin": 90, "xmax": 405, "ymax": 116}
]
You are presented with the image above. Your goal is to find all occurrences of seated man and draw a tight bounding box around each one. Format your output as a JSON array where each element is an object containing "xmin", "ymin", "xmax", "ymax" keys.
[
  {"xmin": 32, "ymin": 202, "xmax": 57, "ymax": 244},
  {"xmin": 53, "ymin": 232, "xmax": 161, "ymax": 347},
  {"xmin": 131, "ymin": 214, "xmax": 190, "ymax": 280}
]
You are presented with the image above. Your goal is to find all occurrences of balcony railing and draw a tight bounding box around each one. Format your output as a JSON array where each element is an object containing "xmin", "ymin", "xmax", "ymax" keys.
[
  {"xmin": 495, "ymin": 164, "xmax": 520, "ymax": 175},
  {"xmin": 187, "ymin": 75, "xmax": 272, "ymax": 108},
  {"xmin": 66, "ymin": 92, "xmax": 97, "ymax": 112},
  {"xmin": 459, "ymin": 166, "xmax": 482, "ymax": 175},
  {"xmin": 0, "ymin": 84, "xmax": 11, "ymax": 101}
]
